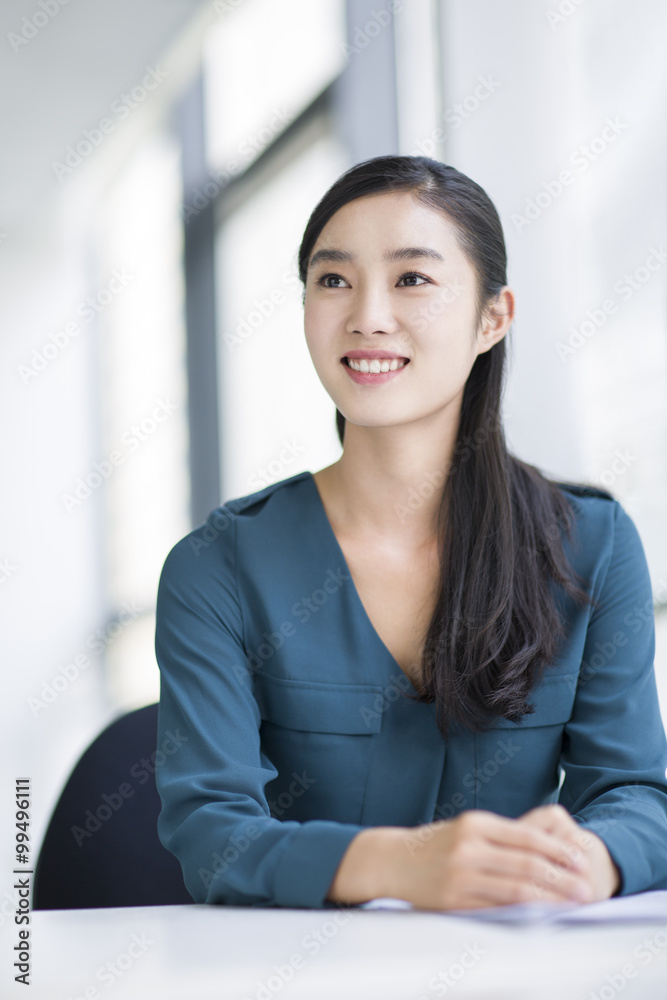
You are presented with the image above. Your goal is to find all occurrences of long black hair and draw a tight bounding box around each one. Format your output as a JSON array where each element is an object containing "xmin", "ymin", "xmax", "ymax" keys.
[{"xmin": 298, "ymin": 155, "xmax": 601, "ymax": 738}]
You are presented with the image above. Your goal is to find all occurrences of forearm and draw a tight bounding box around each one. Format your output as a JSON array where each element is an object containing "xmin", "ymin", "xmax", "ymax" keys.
[{"xmin": 586, "ymin": 831, "xmax": 621, "ymax": 897}]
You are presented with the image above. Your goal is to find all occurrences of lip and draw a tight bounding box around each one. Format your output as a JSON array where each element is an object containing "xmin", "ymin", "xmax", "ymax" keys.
[
  {"xmin": 341, "ymin": 354, "xmax": 410, "ymax": 385},
  {"xmin": 342, "ymin": 349, "xmax": 410, "ymax": 361}
]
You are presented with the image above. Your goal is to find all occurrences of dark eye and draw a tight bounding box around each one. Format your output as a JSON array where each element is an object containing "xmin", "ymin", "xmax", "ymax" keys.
[
  {"xmin": 316, "ymin": 273, "xmax": 348, "ymax": 288},
  {"xmin": 398, "ymin": 273, "xmax": 429, "ymax": 287}
]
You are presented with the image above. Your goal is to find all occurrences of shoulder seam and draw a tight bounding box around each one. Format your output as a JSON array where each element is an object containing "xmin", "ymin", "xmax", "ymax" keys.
[
  {"xmin": 230, "ymin": 503, "xmax": 246, "ymax": 657},
  {"xmin": 588, "ymin": 499, "xmax": 622, "ymax": 621},
  {"xmin": 220, "ymin": 471, "xmax": 311, "ymax": 517},
  {"xmin": 554, "ymin": 480, "xmax": 616, "ymax": 501}
]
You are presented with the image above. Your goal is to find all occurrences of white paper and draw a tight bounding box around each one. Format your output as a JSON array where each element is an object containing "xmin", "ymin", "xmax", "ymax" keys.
[{"xmin": 360, "ymin": 890, "xmax": 667, "ymax": 924}]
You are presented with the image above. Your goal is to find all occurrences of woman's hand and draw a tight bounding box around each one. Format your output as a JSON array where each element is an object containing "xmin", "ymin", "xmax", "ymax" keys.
[
  {"xmin": 519, "ymin": 803, "xmax": 621, "ymax": 902},
  {"xmin": 326, "ymin": 804, "xmax": 620, "ymax": 910},
  {"xmin": 378, "ymin": 807, "xmax": 598, "ymax": 911}
]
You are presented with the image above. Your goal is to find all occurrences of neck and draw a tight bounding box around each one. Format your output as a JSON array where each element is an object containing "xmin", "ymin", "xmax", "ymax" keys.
[{"xmin": 316, "ymin": 402, "xmax": 461, "ymax": 549}]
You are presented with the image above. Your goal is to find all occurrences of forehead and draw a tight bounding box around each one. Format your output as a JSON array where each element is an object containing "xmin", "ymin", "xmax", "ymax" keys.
[{"xmin": 311, "ymin": 189, "xmax": 462, "ymax": 254}]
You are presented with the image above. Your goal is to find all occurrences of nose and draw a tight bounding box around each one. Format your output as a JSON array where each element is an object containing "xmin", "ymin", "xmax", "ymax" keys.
[{"xmin": 345, "ymin": 281, "xmax": 400, "ymax": 337}]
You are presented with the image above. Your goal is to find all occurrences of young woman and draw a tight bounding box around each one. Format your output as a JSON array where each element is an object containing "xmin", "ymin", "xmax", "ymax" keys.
[{"xmin": 155, "ymin": 155, "xmax": 667, "ymax": 911}]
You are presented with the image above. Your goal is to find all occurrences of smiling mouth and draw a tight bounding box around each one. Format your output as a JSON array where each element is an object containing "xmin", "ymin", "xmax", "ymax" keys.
[{"xmin": 342, "ymin": 357, "xmax": 410, "ymax": 373}]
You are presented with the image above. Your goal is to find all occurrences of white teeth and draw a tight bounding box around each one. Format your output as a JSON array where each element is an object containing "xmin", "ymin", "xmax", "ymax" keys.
[{"xmin": 346, "ymin": 357, "xmax": 407, "ymax": 373}]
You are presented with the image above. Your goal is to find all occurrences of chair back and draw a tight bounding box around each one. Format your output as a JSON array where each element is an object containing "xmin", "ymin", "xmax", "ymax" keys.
[{"xmin": 33, "ymin": 703, "xmax": 194, "ymax": 909}]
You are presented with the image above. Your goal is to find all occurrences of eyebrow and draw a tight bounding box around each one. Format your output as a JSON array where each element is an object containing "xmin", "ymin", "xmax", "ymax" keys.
[{"xmin": 308, "ymin": 246, "xmax": 445, "ymax": 268}]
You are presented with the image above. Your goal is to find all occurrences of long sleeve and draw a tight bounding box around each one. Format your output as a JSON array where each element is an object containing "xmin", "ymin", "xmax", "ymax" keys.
[
  {"xmin": 558, "ymin": 500, "xmax": 667, "ymax": 893},
  {"xmin": 154, "ymin": 507, "xmax": 365, "ymax": 908}
]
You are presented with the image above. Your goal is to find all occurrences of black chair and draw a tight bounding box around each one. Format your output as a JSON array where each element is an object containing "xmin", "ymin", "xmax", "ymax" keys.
[{"xmin": 33, "ymin": 702, "xmax": 194, "ymax": 909}]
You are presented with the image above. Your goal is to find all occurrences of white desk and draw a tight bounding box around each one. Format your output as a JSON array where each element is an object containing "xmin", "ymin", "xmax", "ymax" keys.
[{"xmin": 27, "ymin": 901, "xmax": 667, "ymax": 1000}]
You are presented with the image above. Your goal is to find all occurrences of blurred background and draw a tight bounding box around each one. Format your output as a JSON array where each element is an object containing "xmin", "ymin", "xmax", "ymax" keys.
[{"xmin": 1, "ymin": 0, "xmax": 666, "ymax": 924}]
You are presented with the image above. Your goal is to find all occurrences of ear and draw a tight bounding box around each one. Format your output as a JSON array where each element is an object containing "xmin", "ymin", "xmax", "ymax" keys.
[{"xmin": 476, "ymin": 287, "xmax": 515, "ymax": 354}]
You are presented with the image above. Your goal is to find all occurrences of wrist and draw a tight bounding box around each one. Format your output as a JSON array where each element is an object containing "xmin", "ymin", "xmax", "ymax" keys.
[
  {"xmin": 326, "ymin": 826, "xmax": 407, "ymax": 904},
  {"xmin": 583, "ymin": 829, "xmax": 622, "ymax": 898},
  {"xmin": 609, "ymin": 858, "xmax": 622, "ymax": 896}
]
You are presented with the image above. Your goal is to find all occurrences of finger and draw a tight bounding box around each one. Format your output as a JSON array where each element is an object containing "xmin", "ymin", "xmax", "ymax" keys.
[
  {"xmin": 449, "ymin": 870, "xmax": 590, "ymax": 909},
  {"xmin": 480, "ymin": 813, "xmax": 588, "ymax": 872},
  {"xmin": 521, "ymin": 804, "xmax": 583, "ymax": 840},
  {"xmin": 519, "ymin": 807, "xmax": 592, "ymax": 869},
  {"xmin": 474, "ymin": 843, "xmax": 592, "ymax": 901}
]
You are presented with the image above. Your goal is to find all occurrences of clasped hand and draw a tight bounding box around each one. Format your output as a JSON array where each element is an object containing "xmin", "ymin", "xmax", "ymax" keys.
[{"xmin": 398, "ymin": 803, "xmax": 620, "ymax": 910}]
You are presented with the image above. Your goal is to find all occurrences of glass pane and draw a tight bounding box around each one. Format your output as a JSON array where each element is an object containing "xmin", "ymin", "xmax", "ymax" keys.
[
  {"xmin": 215, "ymin": 120, "xmax": 349, "ymax": 501},
  {"xmin": 204, "ymin": 0, "xmax": 346, "ymax": 174},
  {"xmin": 394, "ymin": 0, "xmax": 444, "ymax": 158},
  {"xmin": 97, "ymin": 131, "xmax": 190, "ymax": 708}
]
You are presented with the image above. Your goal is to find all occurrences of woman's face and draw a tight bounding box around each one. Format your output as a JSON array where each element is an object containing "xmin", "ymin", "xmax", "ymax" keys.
[{"xmin": 303, "ymin": 189, "xmax": 508, "ymax": 432}]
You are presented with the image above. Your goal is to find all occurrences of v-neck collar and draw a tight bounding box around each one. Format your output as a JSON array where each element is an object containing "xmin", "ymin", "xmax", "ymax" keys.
[{"xmin": 301, "ymin": 469, "xmax": 422, "ymax": 696}]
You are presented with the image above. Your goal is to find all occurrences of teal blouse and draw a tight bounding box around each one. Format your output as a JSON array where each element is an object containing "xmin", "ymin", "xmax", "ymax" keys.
[{"xmin": 155, "ymin": 470, "xmax": 667, "ymax": 907}]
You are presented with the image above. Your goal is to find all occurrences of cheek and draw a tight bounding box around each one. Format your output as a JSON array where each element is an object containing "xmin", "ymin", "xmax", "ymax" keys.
[
  {"xmin": 414, "ymin": 320, "xmax": 479, "ymax": 393},
  {"xmin": 304, "ymin": 294, "xmax": 333, "ymax": 329},
  {"xmin": 417, "ymin": 309, "xmax": 475, "ymax": 355},
  {"xmin": 303, "ymin": 302, "xmax": 339, "ymax": 374},
  {"xmin": 303, "ymin": 301, "xmax": 324, "ymax": 348}
]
